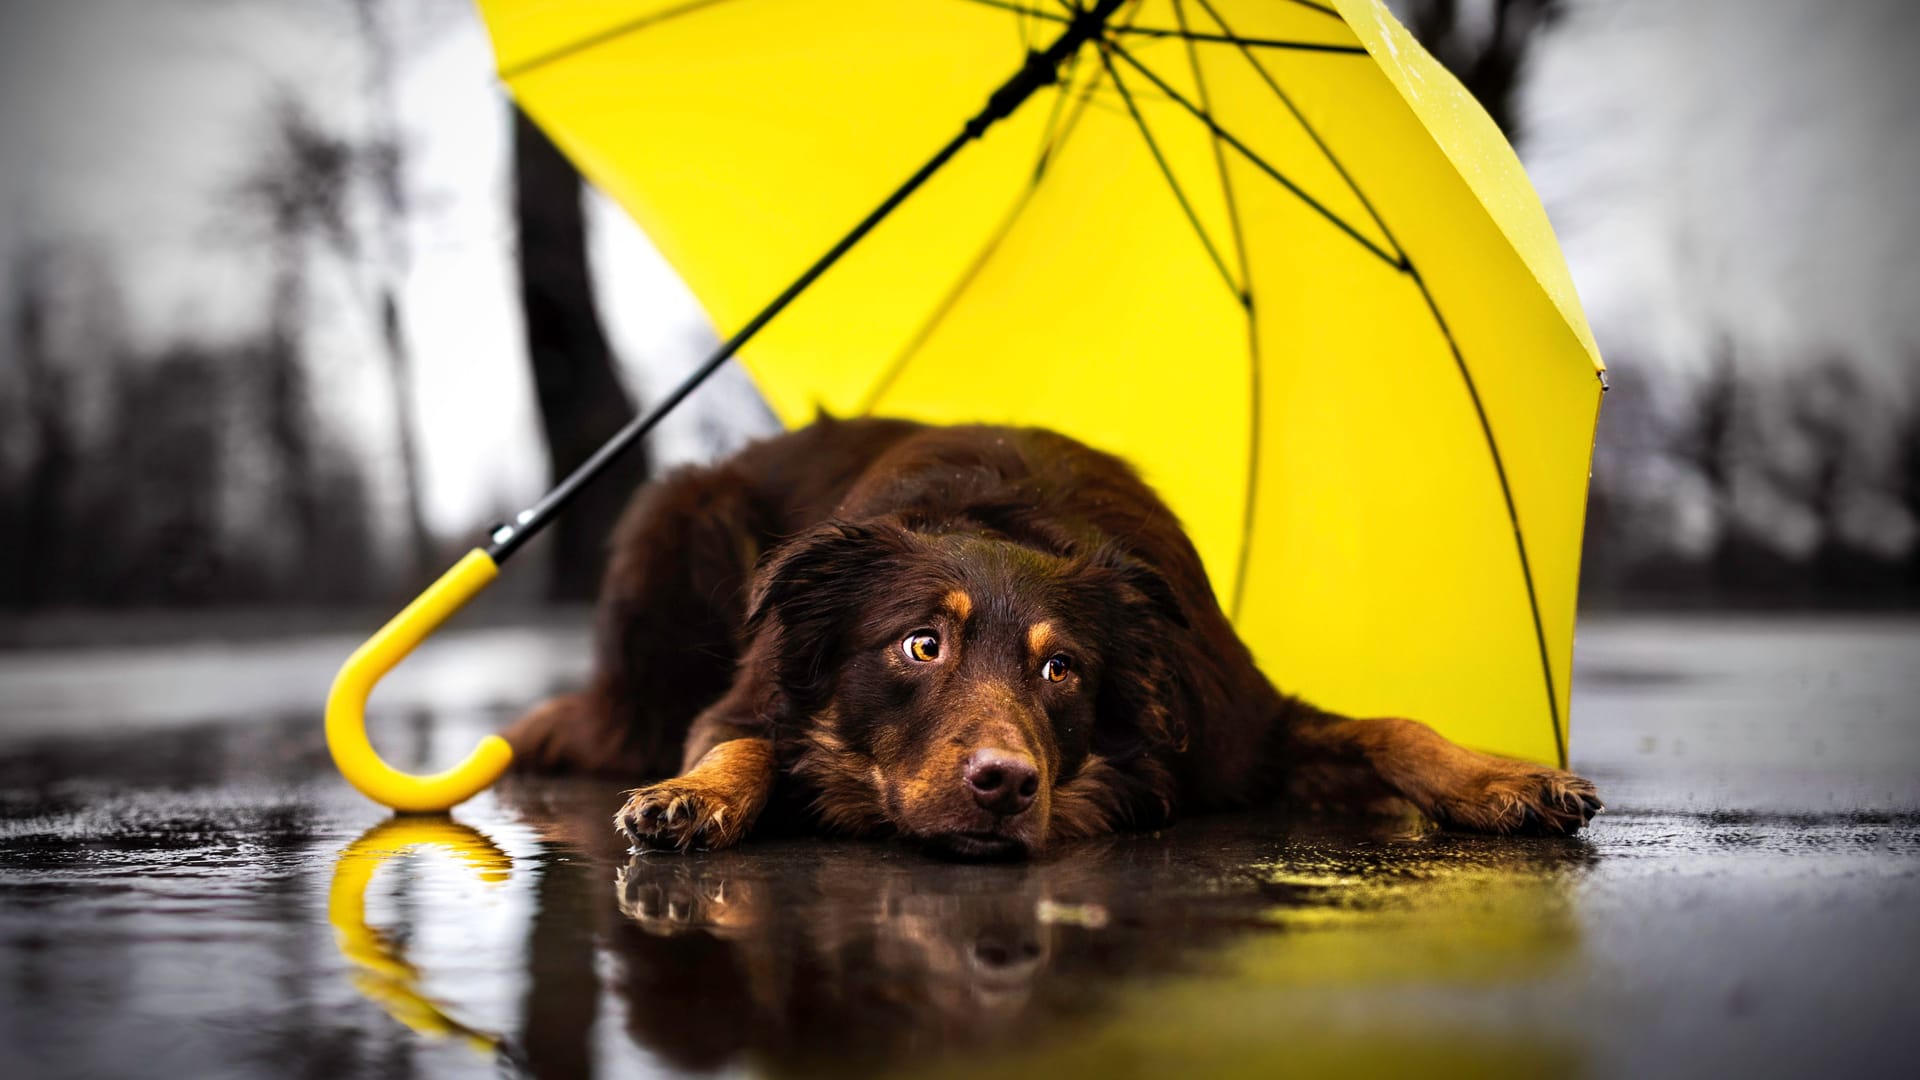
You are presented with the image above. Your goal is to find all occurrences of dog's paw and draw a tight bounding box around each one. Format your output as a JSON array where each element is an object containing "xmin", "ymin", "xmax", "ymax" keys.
[
  {"xmin": 1433, "ymin": 766, "xmax": 1602, "ymax": 836},
  {"xmin": 614, "ymin": 777, "xmax": 751, "ymax": 852}
]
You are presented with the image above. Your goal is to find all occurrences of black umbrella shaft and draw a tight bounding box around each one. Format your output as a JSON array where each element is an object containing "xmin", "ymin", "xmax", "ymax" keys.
[{"xmin": 488, "ymin": 0, "xmax": 1124, "ymax": 563}]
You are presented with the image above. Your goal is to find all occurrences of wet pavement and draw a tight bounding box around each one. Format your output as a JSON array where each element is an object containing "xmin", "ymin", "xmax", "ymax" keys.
[{"xmin": 1, "ymin": 615, "xmax": 1916, "ymax": 1079}]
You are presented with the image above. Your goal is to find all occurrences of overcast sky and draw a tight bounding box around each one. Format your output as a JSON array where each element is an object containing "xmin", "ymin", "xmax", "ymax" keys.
[
  {"xmin": 1, "ymin": 0, "xmax": 1914, "ymax": 541},
  {"xmin": 1525, "ymin": 0, "xmax": 1919, "ymax": 392}
]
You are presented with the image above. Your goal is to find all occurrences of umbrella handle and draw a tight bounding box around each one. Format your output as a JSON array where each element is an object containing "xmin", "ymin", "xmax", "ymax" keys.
[{"xmin": 325, "ymin": 549, "xmax": 514, "ymax": 812}]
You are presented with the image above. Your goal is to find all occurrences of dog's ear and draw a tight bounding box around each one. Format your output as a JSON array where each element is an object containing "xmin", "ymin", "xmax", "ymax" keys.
[
  {"xmin": 1078, "ymin": 546, "xmax": 1190, "ymax": 754},
  {"xmin": 746, "ymin": 519, "xmax": 919, "ymax": 708},
  {"xmin": 1081, "ymin": 544, "xmax": 1188, "ymax": 630},
  {"xmin": 745, "ymin": 519, "xmax": 919, "ymax": 629}
]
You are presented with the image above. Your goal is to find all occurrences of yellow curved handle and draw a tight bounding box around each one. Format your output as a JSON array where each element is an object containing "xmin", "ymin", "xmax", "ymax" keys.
[{"xmin": 326, "ymin": 548, "xmax": 515, "ymax": 812}]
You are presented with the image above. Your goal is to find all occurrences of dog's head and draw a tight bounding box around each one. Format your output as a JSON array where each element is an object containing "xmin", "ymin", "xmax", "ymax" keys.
[{"xmin": 748, "ymin": 519, "xmax": 1186, "ymax": 860}]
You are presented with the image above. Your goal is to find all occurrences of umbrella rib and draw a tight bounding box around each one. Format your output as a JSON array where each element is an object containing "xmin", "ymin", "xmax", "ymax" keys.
[
  {"xmin": 857, "ymin": 45, "xmax": 1110, "ymax": 414},
  {"xmin": 1104, "ymin": 42, "xmax": 1404, "ymax": 271},
  {"xmin": 1173, "ymin": 0, "xmax": 1261, "ymax": 620},
  {"xmin": 1112, "ymin": 27, "xmax": 1366, "ymax": 54},
  {"xmin": 1172, "ymin": 0, "xmax": 1251, "ymax": 297},
  {"xmin": 1030, "ymin": 37, "xmax": 1089, "ymax": 180},
  {"xmin": 496, "ymin": 0, "xmax": 748, "ymax": 80},
  {"xmin": 1191, "ymin": 0, "xmax": 1402, "ymax": 264},
  {"xmin": 1095, "ymin": 46, "xmax": 1245, "ymax": 301},
  {"xmin": 1407, "ymin": 266, "xmax": 1568, "ymax": 768},
  {"xmin": 949, "ymin": 0, "xmax": 1354, "ymax": 49}
]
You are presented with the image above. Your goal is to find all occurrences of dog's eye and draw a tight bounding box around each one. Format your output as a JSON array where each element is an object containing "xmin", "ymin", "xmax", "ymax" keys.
[
  {"xmin": 1042, "ymin": 655, "xmax": 1071, "ymax": 683},
  {"xmin": 903, "ymin": 632, "xmax": 941, "ymax": 663}
]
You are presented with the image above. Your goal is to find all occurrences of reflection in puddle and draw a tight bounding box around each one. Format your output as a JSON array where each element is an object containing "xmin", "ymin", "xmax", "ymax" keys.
[
  {"xmin": 515, "ymin": 782, "xmax": 1598, "ymax": 1076},
  {"xmin": 326, "ymin": 817, "xmax": 514, "ymax": 1060},
  {"xmin": 306, "ymin": 782, "xmax": 1597, "ymax": 1077}
]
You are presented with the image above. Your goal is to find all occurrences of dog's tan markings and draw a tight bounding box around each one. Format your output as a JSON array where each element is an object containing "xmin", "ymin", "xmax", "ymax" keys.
[
  {"xmin": 895, "ymin": 766, "xmax": 943, "ymax": 815},
  {"xmin": 615, "ymin": 738, "xmax": 774, "ymax": 851},
  {"xmin": 1027, "ymin": 621, "xmax": 1054, "ymax": 660},
  {"xmin": 942, "ymin": 589, "xmax": 973, "ymax": 625},
  {"xmin": 789, "ymin": 711, "xmax": 893, "ymax": 836}
]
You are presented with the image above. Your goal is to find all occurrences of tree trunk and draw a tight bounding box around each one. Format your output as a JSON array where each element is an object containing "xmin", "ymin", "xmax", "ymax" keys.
[
  {"xmin": 265, "ymin": 248, "xmax": 321, "ymax": 591},
  {"xmin": 351, "ymin": 0, "xmax": 433, "ymax": 583},
  {"xmin": 512, "ymin": 106, "xmax": 647, "ymax": 602},
  {"xmin": 8, "ymin": 251, "xmax": 72, "ymax": 610},
  {"xmin": 375, "ymin": 288, "xmax": 432, "ymax": 581}
]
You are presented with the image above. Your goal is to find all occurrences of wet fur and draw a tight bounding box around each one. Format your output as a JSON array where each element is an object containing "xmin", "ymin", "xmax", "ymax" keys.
[{"xmin": 506, "ymin": 417, "xmax": 1599, "ymax": 857}]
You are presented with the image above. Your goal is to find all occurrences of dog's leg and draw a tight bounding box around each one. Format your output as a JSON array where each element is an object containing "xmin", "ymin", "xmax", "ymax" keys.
[
  {"xmin": 614, "ymin": 735, "xmax": 773, "ymax": 852},
  {"xmin": 614, "ymin": 686, "xmax": 776, "ymax": 852},
  {"xmin": 1280, "ymin": 703, "xmax": 1601, "ymax": 835},
  {"xmin": 502, "ymin": 690, "xmax": 634, "ymax": 774}
]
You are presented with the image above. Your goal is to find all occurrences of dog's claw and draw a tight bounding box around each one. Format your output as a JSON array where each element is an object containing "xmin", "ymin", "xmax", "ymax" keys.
[
  {"xmin": 616, "ymin": 779, "xmax": 750, "ymax": 854},
  {"xmin": 1440, "ymin": 767, "xmax": 1600, "ymax": 837}
]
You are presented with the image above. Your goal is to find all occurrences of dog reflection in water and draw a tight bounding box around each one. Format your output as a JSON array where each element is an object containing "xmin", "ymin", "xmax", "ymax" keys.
[
  {"xmin": 601, "ymin": 827, "xmax": 1592, "ymax": 1074},
  {"xmin": 495, "ymin": 782, "xmax": 1592, "ymax": 1074},
  {"xmin": 608, "ymin": 844, "xmax": 1125, "ymax": 1069},
  {"xmin": 603, "ymin": 835, "xmax": 1593, "ymax": 1074}
]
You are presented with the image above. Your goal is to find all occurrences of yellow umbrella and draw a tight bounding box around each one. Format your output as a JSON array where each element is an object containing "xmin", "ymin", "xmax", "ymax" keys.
[{"xmin": 325, "ymin": 0, "xmax": 1604, "ymax": 812}]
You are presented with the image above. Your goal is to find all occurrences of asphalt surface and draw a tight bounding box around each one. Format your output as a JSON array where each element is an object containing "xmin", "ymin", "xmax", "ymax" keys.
[{"xmin": 0, "ymin": 615, "xmax": 1916, "ymax": 1079}]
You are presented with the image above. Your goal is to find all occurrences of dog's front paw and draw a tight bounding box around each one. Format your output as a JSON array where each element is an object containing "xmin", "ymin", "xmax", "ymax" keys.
[
  {"xmin": 1433, "ymin": 766, "xmax": 1602, "ymax": 836},
  {"xmin": 614, "ymin": 778, "xmax": 751, "ymax": 852}
]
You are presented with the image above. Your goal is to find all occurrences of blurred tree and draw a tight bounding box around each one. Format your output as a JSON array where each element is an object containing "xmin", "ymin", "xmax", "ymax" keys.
[
  {"xmin": 347, "ymin": 0, "xmax": 433, "ymax": 582},
  {"xmin": 1904, "ymin": 383, "xmax": 1920, "ymax": 587},
  {"xmin": 1397, "ymin": 0, "xmax": 1562, "ymax": 135},
  {"xmin": 4, "ymin": 247, "xmax": 73, "ymax": 609},
  {"xmin": 237, "ymin": 96, "xmax": 344, "ymax": 591},
  {"xmin": 512, "ymin": 106, "xmax": 648, "ymax": 602},
  {"xmin": 104, "ymin": 347, "xmax": 224, "ymax": 604},
  {"xmin": 0, "ymin": 239, "xmax": 381, "ymax": 609},
  {"xmin": 230, "ymin": 93, "xmax": 395, "ymax": 604},
  {"xmin": 1685, "ymin": 342, "xmax": 1739, "ymax": 501}
]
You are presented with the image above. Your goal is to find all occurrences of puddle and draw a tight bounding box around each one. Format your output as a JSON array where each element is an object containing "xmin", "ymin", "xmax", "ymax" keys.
[{"xmin": 2, "ymin": 616, "xmax": 1917, "ymax": 1077}]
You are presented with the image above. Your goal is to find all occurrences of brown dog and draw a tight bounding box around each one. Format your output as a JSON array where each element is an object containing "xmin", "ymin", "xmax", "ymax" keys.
[{"xmin": 507, "ymin": 416, "xmax": 1599, "ymax": 859}]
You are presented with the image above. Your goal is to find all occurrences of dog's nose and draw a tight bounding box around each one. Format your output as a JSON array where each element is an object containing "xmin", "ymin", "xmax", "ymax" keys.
[{"xmin": 964, "ymin": 749, "xmax": 1039, "ymax": 817}]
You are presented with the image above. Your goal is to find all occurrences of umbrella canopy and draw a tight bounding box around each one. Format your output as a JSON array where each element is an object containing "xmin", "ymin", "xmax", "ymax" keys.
[{"xmin": 475, "ymin": 0, "xmax": 1604, "ymax": 768}]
